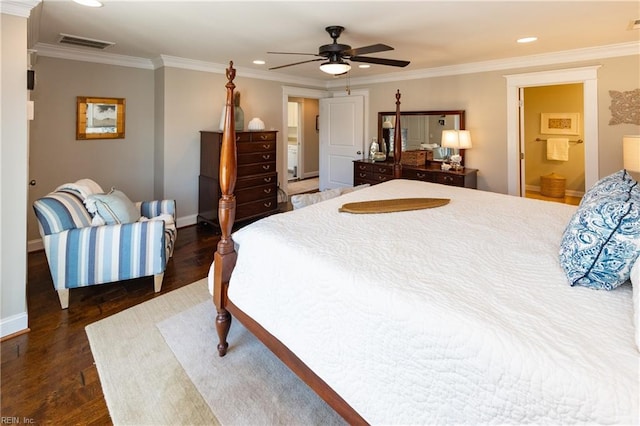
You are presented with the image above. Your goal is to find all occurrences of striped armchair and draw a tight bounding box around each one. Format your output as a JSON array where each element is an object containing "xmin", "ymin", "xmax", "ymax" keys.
[{"xmin": 33, "ymin": 182, "xmax": 177, "ymax": 309}]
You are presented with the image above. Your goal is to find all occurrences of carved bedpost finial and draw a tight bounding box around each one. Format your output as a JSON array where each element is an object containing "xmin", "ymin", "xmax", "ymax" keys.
[
  {"xmin": 226, "ymin": 60, "xmax": 236, "ymax": 83},
  {"xmin": 393, "ymin": 89, "xmax": 402, "ymax": 178}
]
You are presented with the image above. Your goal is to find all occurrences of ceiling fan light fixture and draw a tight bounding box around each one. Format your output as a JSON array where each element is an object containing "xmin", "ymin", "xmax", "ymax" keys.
[
  {"xmin": 319, "ymin": 61, "xmax": 351, "ymax": 75},
  {"xmin": 73, "ymin": 0, "xmax": 103, "ymax": 7}
]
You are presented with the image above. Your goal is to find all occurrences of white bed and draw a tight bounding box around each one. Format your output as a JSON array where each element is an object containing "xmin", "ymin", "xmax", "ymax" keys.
[{"xmin": 224, "ymin": 179, "xmax": 638, "ymax": 424}]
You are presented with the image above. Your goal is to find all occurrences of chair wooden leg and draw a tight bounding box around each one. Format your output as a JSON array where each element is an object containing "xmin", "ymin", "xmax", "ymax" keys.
[
  {"xmin": 57, "ymin": 289, "xmax": 69, "ymax": 309},
  {"xmin": 154, "ymin": 273, "xmax": 164, "ymax": 293}
]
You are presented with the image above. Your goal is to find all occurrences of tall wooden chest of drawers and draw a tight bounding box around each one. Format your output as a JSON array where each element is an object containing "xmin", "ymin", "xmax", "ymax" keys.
[{"xmin": 198, "ymin": 130, "xmax": 278, "ymax": 227}]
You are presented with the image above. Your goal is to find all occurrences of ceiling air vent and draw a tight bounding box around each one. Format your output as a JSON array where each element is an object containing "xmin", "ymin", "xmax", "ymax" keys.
[{"xmin": 58, "ymin": 33, "xmax": 114, "ymax": 50}]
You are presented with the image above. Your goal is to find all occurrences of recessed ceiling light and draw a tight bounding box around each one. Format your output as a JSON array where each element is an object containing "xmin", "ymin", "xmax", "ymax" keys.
[
  {"xmin": 358, "ymin": 64, "xmax": 371, "ymax": 69},
  {"xmin": 517, "ymin": 37, "xmax": 538, "ymax": 43},
  {"xmin": 73, "ymin": 0, "xmax": 103, "ymax": 7},
  {"xmin": 253, "ymin": 60, "xmax": 266, "ymax": 65}
]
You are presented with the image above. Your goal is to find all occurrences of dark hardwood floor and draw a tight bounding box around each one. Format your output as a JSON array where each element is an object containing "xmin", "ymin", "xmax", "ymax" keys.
[{"xmin": 1, "ymin": 224, "xmax": 220, "ymax": 425}]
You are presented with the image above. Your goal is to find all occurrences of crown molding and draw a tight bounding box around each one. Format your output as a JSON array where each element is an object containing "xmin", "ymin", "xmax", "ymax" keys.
[
  {"xmin": 0, "ymin": 0, "xmax": 40, "ymax": 18},
  {"xmin": 32, "ymin": 40, "xmax": 638, "ymax": 89},
  {"xmin": 327, "ymin": 41, "xmax": 640, "ymax": 89},
  {"xmin": 33, "ymin": 42, "xmax": 154, "ymax": 69},
  {"xmin": 155, "ymin": 55, "xmax": 326, "ymax": 88}
]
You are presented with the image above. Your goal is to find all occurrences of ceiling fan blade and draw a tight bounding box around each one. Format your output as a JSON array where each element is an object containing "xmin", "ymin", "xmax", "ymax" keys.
[
  {"xmin": 269, "ymin": 58, "xmax": 324, "ymax": 70},
  {"xmin": 350, "ymin": 56, "xmax": 410, "ymax": 67},
  {"xmin": 267, "ymin": 51, "xmax": 319, "ymax": 56},
  {"xmin": 344, "ymin": 43, "xmax": 393, "ymax": 57}
]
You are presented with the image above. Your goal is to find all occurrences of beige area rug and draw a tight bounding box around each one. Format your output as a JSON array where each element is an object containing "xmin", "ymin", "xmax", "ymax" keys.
[{"xmin": 86, "ymin": 279, "xmax": 344, "ymax": 425}]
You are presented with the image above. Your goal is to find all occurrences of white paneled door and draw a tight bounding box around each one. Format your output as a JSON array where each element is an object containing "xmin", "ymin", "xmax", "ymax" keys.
[{"xmin": 319, "ymin": 95, "xmax": 364, "ymax": 190}]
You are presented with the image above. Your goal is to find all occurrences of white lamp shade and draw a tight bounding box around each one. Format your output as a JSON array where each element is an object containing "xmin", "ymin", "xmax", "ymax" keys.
[
  {"xmin": 319, "ymin": 61, "xmax": 351, "ymax": 75},
  {"xmin": 441, "ymin": 130, "xmax": 472, "ymax": 149},
  {"xmin": 623, "ymin": 135, "xmax": 640, "ymax": 172}
]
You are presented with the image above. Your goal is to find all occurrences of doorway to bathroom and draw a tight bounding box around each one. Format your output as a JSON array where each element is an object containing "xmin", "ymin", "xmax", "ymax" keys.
[
  {"xmin": 287, "ymin": 97, "xmax": 320, "ymax": 184},
  {"xmin": 522, "ymin": 83, "xmax": 584, "ymax": 206}
]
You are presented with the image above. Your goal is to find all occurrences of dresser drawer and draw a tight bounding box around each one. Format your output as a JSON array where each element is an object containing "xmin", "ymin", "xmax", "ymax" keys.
[
  {"xmin": 372, "ymin": 173, "xmax": 393, "ymax": 183},
  {"xmin": 355, "ymin": 162, "xmax": 373, "ymax": 173},
  {"xmin": 236, "ymin": 131, "xmax": 276, "ymax": 143},
  {"xmin": 236, "ymin": 183, "xmax": 277, "ymax": 204},
  {"xmin": 238, "ymin": 162, "xmax": 276, "ymax": 176},
  {"xmin": 238, "ymin": 151, "xmax": 276, "ymax": 165},
  {"xmin": 371, "ymin": 164, "xmax": 392, "ymax": 175},
  {"xmin": 402, "ymin": 168, "xmax": 434, "ymax": 182},
  {"xmin": 237, "ymin": 196, "xmax": 278, "ymax": 220},
  {"xmin": 435, "ymin": 173, "xmax": 465, "ymax": 187},
  {"xmin": 237, "ymin": 141, "xmax": 276, "ymax": 154},
  {"xmin": 236, "ymin": 173, "xmax": 277, "ymax": 190}
]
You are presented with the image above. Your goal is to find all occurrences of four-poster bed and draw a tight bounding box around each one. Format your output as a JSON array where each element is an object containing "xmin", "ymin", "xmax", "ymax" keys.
[{"xmin": 212, "ymin": 62, "xmax": 638, "ymax": 424}]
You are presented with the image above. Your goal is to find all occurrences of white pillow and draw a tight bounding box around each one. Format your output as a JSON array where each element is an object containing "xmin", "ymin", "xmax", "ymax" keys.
[
  {"xmin": 290, "ymin": 187, "xmax": 343, "ymax": 210},
  {"xmin": 631, "ymin": 258, "xmax": 640, "ymax": 352},
  {"xmin": 290, "ymin": 184, "xmax": 370, "ymax": 210}
]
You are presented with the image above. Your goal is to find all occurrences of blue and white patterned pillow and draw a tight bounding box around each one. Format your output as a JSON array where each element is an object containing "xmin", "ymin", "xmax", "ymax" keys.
[
  {"xmin": 580, "ymin": 169, "xmax": 637, "ymax": 206},
  {"xmin": 560, "ymin": 173, "xmax": 640, "ymax": 290}
]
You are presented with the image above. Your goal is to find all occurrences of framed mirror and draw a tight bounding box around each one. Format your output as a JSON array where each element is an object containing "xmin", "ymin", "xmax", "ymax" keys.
[
  {"xmin": 76, "ymin": 96, "xmax": 126, "ymax": 140},
  {"xmin": 377, "ymin": 110, "xmax": 465, "ymax": 161}
]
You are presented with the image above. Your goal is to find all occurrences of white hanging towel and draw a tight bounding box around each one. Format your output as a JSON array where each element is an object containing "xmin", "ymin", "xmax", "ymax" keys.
[{"xmin": 546, "ymin": 138, "xmax": 569, "ymax": 161}]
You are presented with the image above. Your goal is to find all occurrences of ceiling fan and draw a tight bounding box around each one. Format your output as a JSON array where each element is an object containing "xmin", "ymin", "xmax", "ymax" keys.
[{"xmin": 268, "ymin": 26, "xmax": 410, "ymax": 75}]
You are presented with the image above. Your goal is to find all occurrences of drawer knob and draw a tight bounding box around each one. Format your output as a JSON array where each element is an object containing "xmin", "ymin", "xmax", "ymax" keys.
[
  {"xmin": 262, "ymin": 165, "xmax": 271, "ymax": 170},
  {"xmin": 262, "ymin": 144, "xmax": 270, "ymax": 149},
  {"xmin": 264, "ymin": 188, "xmax": 272, "ymax": 194},
  {"xmin": 359, "ymin": 173, "xmax": 367, "ymax": 178},
  {"xmin": 417, "ymin": 173, "xmax": 425, "ymax": 178},
  {"xmin": 264, "ymin": 201, "xmax": 272, "ymax": 208},
  {"xmin": 262, "ymin": 154, "xmax": 271, "ymax": 160},
  {"xmin": 260, "ymin": 135, "xmax": 268, "ymax": 140},
  {"xmin": 264, "ymin": 177, "xmax": 272, "ymax": 183},
  {"xmin": 358, "ymin": 165, "xmax": 367, "ymax": 170}
]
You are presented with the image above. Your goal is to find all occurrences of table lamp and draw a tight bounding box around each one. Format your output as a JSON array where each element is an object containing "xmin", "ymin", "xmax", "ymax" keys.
[
  {"xmin": 623, "ymin": 135, "xmax": 640, "ymax": 179},
  {"xmin": 442, "ymin": 130, "xmax": 472, "ymax": 170}
]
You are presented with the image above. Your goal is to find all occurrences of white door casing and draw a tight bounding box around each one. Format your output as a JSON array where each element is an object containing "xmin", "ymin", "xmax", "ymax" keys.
[
  {"xmin": 319, "ymin": 95, "xmax": 364, "ymax": 190},
  {"xmin": 505, "ymin": 66, "xmax": 600, "ymax": 196}
]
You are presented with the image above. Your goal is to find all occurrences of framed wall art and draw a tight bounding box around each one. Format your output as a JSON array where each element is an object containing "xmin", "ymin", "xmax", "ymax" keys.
[
  {"xmin": 76, "ymin": 96, "xmax": 125, "ymax": 140},
  {"xmin": 540, "ymin": 112, "xmax": 580, "ymax": 135}
]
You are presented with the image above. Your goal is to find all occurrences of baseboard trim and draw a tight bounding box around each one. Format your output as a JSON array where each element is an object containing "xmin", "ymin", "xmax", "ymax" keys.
[
  {"xmin": 525, "ymin": 184, "xmax": 584, "ymax": 198},
  {"xmin": 176, "ymin": 213, "xmax": 197, "ymax": 228},
  {"xmin": 0, "ymin": 312, "xmax": 29, "ymax": 339},
  {"xmin": 28, "ymin": 238, "xmax": 43, "ymax": 253}
]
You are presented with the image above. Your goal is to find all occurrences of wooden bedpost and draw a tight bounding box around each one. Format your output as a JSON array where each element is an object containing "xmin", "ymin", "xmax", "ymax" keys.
[
  {"xmin": 393, "ymin": 89, "xmax": 402, "ymax": 178},
  {"xmin": 213, "ymin": 61, "xmax": 238, "ymax": 357}
]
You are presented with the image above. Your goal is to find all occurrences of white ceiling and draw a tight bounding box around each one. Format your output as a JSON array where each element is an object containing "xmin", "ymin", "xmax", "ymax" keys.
[{"xmin": 28, "ymin": 0, "xmax": 640, "ymax": 83}]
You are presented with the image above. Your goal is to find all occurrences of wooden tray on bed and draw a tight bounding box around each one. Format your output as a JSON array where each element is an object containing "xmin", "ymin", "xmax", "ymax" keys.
[{"xmin": 339, "ymin": 197, "xmax": 450, "ymax": 214}]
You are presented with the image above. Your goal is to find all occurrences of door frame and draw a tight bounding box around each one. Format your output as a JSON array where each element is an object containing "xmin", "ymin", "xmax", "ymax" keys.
[
  {"xmin": 281, "ymin": 87, "xmax": 330, "ymax": 191},
  {"xmin": 505, "ymin": 66, "xmax": 601, "ymax": 196}
]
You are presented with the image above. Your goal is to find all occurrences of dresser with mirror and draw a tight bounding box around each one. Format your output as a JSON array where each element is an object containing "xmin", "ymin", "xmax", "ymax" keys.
[{"xmin": 353, "ymin": 110, "xmax": 478, "ymax": 189}]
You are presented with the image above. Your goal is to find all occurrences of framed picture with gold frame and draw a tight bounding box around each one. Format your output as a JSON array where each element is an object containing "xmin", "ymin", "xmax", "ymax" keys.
[
  {"xmin": 540, "ymin": 112, "xmax": 580, "ymax": 135},
  {"xmin": 76, "ymin": 96, "xmax": 125, "ymax": 140}
]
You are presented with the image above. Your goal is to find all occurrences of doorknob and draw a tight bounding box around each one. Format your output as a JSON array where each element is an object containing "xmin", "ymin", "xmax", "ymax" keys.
[{"xmin": 356, "ymin": 151, "xmax": 362, "ymax": 155}]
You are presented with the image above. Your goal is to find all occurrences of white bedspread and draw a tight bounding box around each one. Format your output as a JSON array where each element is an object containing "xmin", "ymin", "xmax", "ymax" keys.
[{"xmin": 227, "ymin": 179, "xmax": 639, "ymax": 424}]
